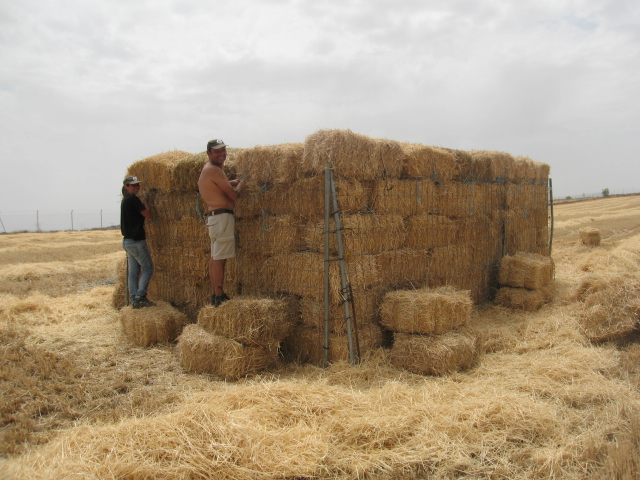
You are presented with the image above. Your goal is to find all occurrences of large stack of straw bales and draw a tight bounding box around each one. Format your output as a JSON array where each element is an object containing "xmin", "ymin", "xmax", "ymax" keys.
[
  {"xmin": 122, "ymin": 129, "xmax": 550, "ymax": 367},
  {"xmin": 380, "ymin": 286, "xmax": 481, "ymax": 375},
  {"xmin": 494, "ymin": 252, "xmax": 555, "ymax": 311}
]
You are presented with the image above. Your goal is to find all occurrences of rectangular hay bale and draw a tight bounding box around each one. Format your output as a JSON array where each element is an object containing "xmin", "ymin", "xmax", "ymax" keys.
[
  {"xmin": 498, "ymin": 252, "xmax": 554, "ymax": 289},
  {"xmin": 197, "ymin": 296, "xmax": 296, "ymax": 345},
  {"xmin": 178, "ymin": 324, "xmax": 279, "ymax": 380},
  {"xmin": 119, "ymin": 301, "xmax": 189, "ymax": 347},
  {"xmin": 380, "ymin": 286, "xmax": 472, "ymax": 335},
  {"xmin": 390, "ymin": 329, "xmax": 481, "ymax": 376}
]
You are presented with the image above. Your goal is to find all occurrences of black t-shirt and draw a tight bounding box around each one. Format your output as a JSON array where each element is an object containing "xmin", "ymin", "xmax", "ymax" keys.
[{"xmin": 121, "ymin": 194, "xmax": 147, "ymax": 240}]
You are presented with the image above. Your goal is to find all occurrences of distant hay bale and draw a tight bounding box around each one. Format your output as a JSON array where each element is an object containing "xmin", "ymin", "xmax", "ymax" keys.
[
  {"xmin": 127, "ymin": 151, "xmax": 193, "ymax": 192},
  {"xmin": 178, "ymin": 324, "xmax": 279, "ymax": 380},
  {"xmin": 197, "ymin": 296, "xmax": 296, "ymax": 345},
  {"xmin": 391, "ymin": 329, "xmax": 482, "ymax": 376},
  {"xmin": 302, "ymin": 129, "xmax": 404, "ymax": 180},
  {"xmin": 579, "ymin": 227, "xmax": 601, "ymax": 247},
  {"xmin": 303, "ymin": 213, "xmax": 405, "ymax": 255},
  {"xmin": 574, "ymin": 274, "xmax": 640, "ymax": 342},
  {"xmin": 380, "ymin": 286, "xmax": 472, "ymax": 335},
  {"xmin": 401, "ymin": 143, "xmax": 459, "ymax": 182},
  {"xmin": 498, "ymin": 252, "xmax": 554, "ymax": 290},
  {"xmin": 119, "ymin": 301, "xmax": 189, "ymax": 347},
  {"xmin": 494, "ymin": 284, "xmax": 556, "ymax": 311},
  {"xmin": 237, "ymin": 215, "xmax": 304, "ymax": 255},
  {"xmin": 281, "ymin": 323, "xmax": 383, "ymax": 365},
  {"xmin": 234, "ymin": 143, "xmax": 304, "ymax": 188}
]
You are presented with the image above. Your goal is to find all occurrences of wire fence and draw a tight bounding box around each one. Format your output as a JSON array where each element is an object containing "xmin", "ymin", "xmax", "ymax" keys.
[{"xmin": 0, "ymin": 210, "xmax": 120, "ymax": 234}]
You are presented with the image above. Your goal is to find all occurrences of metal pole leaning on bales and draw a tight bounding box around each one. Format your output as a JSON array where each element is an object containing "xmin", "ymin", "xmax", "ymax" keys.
[
  {"xmin": 329, "ymin": 168, "xmax": 358, "ymax": 365},
  {"xmin": 324, "ymin": 163, "xmax": 331, "ymax": 368}
]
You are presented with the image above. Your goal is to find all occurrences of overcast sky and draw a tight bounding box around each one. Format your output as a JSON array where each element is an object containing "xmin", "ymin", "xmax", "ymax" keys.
[{"xmin": 1, "ymin": 0, "xmax": 639, "ymax": 220}]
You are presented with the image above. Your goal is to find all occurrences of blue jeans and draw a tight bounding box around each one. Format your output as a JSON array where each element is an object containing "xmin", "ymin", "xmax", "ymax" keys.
[{"xmin": 123, "ymin": 239, "xmax": 154, "ymax": 302}]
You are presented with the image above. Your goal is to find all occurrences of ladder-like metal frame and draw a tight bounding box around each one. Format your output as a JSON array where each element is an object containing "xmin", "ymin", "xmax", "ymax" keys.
[{"xmin": 324, "ymin": 163, "xmax": 359, "ymax": 367}]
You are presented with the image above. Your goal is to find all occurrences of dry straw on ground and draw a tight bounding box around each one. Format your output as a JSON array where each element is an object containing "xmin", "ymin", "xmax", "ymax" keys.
[
  {"xmin": 390, "ymin": 328, "xmax": 482, "ymax": 376},
  {"xmin": 574, "ymin": 273, "xmax": 640, "ymax": 342},
  {"xmin": 498, "ymin": 252, "xmax": 554, "ymax": 290},
  {"xmin": 178, "ymin": 324, "xmax": 279, "ymax": 379},
  {"xmin": 197, "ymin": 296, "xmax": 296, "ymax": 345},
  {"xmin": 380, "ymin": 286, "xmax": 472, "ymax": 335},
  {"xmin": 119, "ymin": 301, "xmax": 189, "ymax": 347},
  {"xmin": 580, "ymin": 227, "xmax": 602, "ymax": 246}
]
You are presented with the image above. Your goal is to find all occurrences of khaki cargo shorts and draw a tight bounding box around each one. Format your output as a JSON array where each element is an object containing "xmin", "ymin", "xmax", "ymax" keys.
[{"xmin": 206, "ymin": 213, "xmax": 235, "ymax": 260}]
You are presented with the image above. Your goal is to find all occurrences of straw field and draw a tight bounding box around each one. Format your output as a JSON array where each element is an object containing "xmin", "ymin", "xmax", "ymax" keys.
[{"xmin": 1, "ymin": 194, "xmax": 640, "ymax": 478}]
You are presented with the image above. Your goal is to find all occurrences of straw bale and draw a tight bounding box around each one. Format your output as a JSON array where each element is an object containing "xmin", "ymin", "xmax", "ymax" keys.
[
  {"xmin": 197, "ymin": 296, "xmax": 296, "ymax": 345},
  {"xmin": 513, "ymin": 156, "xmax": 537, "ymax": 183},
  {"xmin": 237, "ymin": 214, "xmax": 304, "ymax": 255},
  {"xmin": 300, "ymin": 288, "xmax": 382, "ymax": 333},
  {"xmin": 401, "ymin": 143, "xmax": 459, "ymax": 182},
  {"xmin": 574, "ymin": 274, "xmax": 640, "ymax": 342},
  {"xmin": 281, "ymin": 323, "xmax": 383, "ymax": 365},
  {"xmin": 390, "ymin": 329, "xmax": 482, "ymax": 376},
  {"xmin": 127, "ymin": 151, "xmax": 193, "ymax": 192},
  {"xmin": 579, "ymin": 227, "xmax": 601, "ymax": 247},
  {"xmin": 178, "ymin": 324, "xmax": 279, "ymax": 380},
  {"xmin": 370, "ymin": 178, "xmax": 441, "ymax": 216},
  {"xmin": 264, "ymin": 252, "xmax": 380, "ymax": 301},
  {"xmin": 428, "ymin": 244, "xmax": 473, "ymax": 279},
  {"xmin": 532, "ymin": 160, "xmax": 550, "ymax": 183},
  {"xmin": 444, "ymin": 148, "xmax": 474, "ymax": 181},
  {"xmin": 152, "ymin": 191, "xmax": 206, "ymax": 222},
  {"xmin": 234, "ymin": 143, "xmax": 304, "ymax": 188},
  {"xmin": 302, "ymin": 129, "xmax": 404, "ymax": 180},
  {"xmin": 304, "ymin": 213, "xmax": 405, "ymax": 255},
  {"xmin": 499, "ymin": 252, "xmax": 554, "ymax": 290},
  {"xmin": 431, "ymin": 182, "xmax": 483, "ymax": 218},
  {"xmin": 494, "ymin": 284, "xmax": 556, "ymax": 311},
  {"xmin": 119, "ymin": 301, "xmax": 189, "ymax": 347},
  {"xmin": 469, "ymin": 150, "xmax": 516, "ymax": 182},
  {"xmin": 405, "ymin": 214, "xmax": 460, "ymax": 249},
  {"xmin": 375, "ymin": 248, "xmax": 428, "ymax": 286},
  {"xmin": 112, "ymin": 255, "xmax": 128, "ymax": 310},
  {"xmin": 380, "ymin": 286, "xmax": 472, "ymax": 335}
]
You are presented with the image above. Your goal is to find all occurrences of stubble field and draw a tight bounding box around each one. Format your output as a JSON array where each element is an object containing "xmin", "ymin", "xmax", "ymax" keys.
[{"xmin": 1, "ymin": 195, "xmax": 640, "ymax": 479}]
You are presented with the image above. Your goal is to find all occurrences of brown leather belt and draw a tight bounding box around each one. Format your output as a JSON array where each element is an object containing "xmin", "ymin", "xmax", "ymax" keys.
[{"xmin": 205, "ymin": 208, "xmax": 234, "ymax": 216}]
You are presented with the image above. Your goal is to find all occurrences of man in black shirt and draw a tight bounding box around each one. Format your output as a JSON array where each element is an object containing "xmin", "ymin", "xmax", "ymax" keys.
[{"xmin": 121, "ymin": 175, "xmax": 156, "ymax": 309}]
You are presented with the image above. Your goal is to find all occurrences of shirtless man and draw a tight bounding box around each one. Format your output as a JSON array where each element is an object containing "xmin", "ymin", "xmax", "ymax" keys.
[{"xmin": 197, "ymin": 139, "xmax": 246, "ymax": 306}]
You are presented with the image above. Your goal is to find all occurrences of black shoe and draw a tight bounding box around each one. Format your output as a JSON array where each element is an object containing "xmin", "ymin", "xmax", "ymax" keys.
[
  {"xmin": 133, "ymin": 295, "xmax": 156, "ymax": 309},
  {"xmin": 211, "ymin": 293, "xmax": 230, "ymax": 307}
]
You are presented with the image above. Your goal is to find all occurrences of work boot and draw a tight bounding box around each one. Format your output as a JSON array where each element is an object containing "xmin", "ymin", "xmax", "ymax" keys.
[
  {"xmin": 211, "ymin": 293, "xmax": 230, "ymax": 307},
  {"xmin": 133, "ymin": 295, "xmax": 156, "ymax": 309}
]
